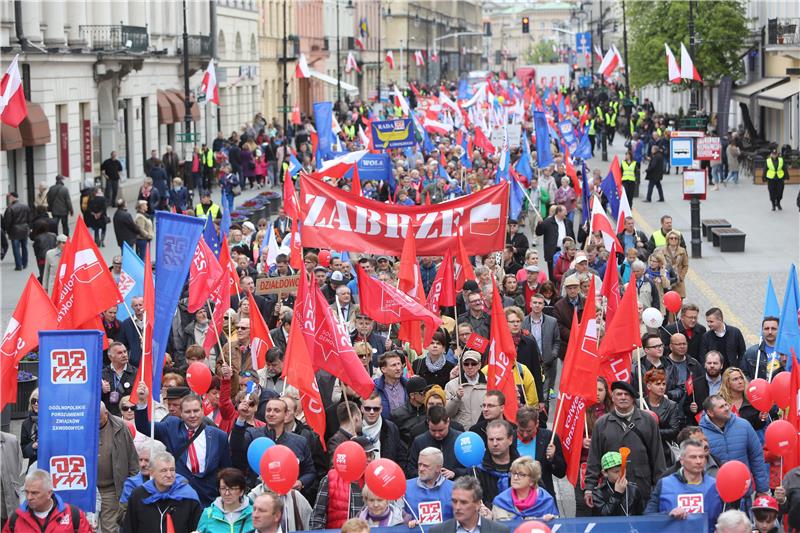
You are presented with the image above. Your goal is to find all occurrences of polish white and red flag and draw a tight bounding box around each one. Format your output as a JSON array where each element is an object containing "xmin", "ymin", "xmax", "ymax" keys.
[
  {"xmin": 597, "ymin": 46, "xmax": 620, "ymax": 78},
  {"xmin": 665, "ymin": 44, "xmax": 682, "ymax": 84},
  {"xmin": 296, "ymin": 53, "xmax": 311, "ymax": 78},
  {"xmin": 385, "ymin": 50, "xmax": 395, "ymax": 70},
  {"xmin": 0, "ymin": 54, "xmax": 27, "ymax": 127},
  {"xmin": 200, "ymin": 59, "xmax": 220, "ymax": 105},
  {"xmin": 345, "ymin": 52, "xmax": 361, "ymax": 74},
  {"xmin": 414, "ymin": 50, "xmax": 425, "ymax": 67},
  {"xmin": 680, "ymin": 43, "xmax": 702, "ymax": 82}
]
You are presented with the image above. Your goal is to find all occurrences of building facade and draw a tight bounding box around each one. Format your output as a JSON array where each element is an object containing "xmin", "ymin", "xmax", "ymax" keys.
[{"xmin": 258, "ymin": 0, "xmax": 297, "ymax": 130}]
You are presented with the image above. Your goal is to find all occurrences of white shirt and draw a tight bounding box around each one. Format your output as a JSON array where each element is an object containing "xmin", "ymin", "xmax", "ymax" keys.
[
  {"xmin": 556, "ymin": 218, "xmax": 566, "ymax": 250},
  {"xmin": 186, "ymin": 424, "xmax": 207, "ymax": 474}
]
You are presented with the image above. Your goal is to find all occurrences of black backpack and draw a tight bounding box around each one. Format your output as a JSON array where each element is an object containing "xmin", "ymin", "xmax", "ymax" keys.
[{"xmin": 7, "ymin": 503, "xmax": 80, "ymax": 532}]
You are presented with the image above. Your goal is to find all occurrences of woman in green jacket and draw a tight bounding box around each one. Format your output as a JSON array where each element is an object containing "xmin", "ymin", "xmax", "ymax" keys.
[{"xmin": 197, "ymin": 468, "xmax": 254, "ymax": 533}]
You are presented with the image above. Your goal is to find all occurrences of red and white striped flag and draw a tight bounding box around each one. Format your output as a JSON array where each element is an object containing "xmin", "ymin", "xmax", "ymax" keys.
[
  {"xmin": 296, "ymin": 53, "xmax": 310, "ymax": 78},
  {"xmin": 597, "ymin": 47, "xmax": 620, "ymax": 78},
  {"xmin": 345, "ymin": 52, "xmax": 361, "ymax": 74},
  {"xmin": 665, "ymin": 44, "xmax": 681, "ymax": 84},
  {"xmin": 354, "ymin": 37, "xmax": 365, "ymax": 50},
  {"xmin": 0, "ymin": 55, "xmax": 28, "ymax": 127},
  {"xmin": 385, "ymin": 50, "xmax": 395, "ymax": 70},
  {"xmin": 200, "ymin": 59, "xmax": 220, "ymax": 105},
  {"xmin": 680, "ymin": 43, "xmax": 702, "ymax": 82},
  {"xmin": 414, "ymin": 50, "xmax": 425, "ymax": 67}
]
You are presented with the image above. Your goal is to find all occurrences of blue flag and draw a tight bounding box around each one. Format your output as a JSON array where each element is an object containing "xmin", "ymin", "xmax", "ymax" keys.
[
  {"xmin": 313, "ymin": 102, "xmax": 334, "ymax": 168},
  {"xmin": 495, "ymin": 149, "xmax": 510, "ymax": 183},
  {"xmin": 575, "ymin": 132, "xmax": 593, "ymax": 160},
  {"xmin": 777, "ymin": 264, "xmax": 800, "ymax": 368},
  {"xmin": 287, "ymin": 152, "xmax": 302, "ymax": 176},
  {"xmin": 203, "ymin": 212, "xmax": 221, "ymax": 258},
  {"xmin": 460, "ymin": 136, "xmax": 473, "ymax": 170},
  {"xmin": 220, "ymin": 200, "xmax": 232, "ymax": 238},
  {"xmin": 581, "ymin": 161, "xmax": 592, "ymax": 220},
  {"xmin": 509, "ymin": 177, "xmax": 525, "ymax": 221},
  {"xmin": 764, "ymin": 276, "xmax": 781, "ymax": 319},
  {"xmin": 533, "ymin": 111, "xmax": 554, "ymax": 168},
  {"xmin": 458, "ymin": 79, "xmax": 473, "ymax": 100},
  {"xmin": 38, "ymin": 329, "xmax": 103, "ymax": 512},
  {"xmin": 599, "ymin": 172, "xmax": 620, "ymax": 221},
  {"xmin": 118, "ymin": 242, "xmax": 145, "ymax": 321},
  {"xmin": 515, "ymin": 134, "xmax": 533, "ymax": 181},
  {"xmin": 152, "ymin": 212, "xmax": 204, "ymax": 399}
]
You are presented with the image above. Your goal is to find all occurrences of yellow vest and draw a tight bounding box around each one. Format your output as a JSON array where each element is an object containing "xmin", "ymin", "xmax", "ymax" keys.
[
  {"xmin": 766, "ymin": 157, "xmax": 785, "ymax": 179},
  {"xmin": 652, "ymin": 230, "xmax": 668, "ymax": 248},
  {"xmin": 204, "ymin": 150, "xmax": 214, "ymax": 168},
  {"xmin": 621, "ymin": 160, "xmax": 636, "ymax": 181},
  {"xmin": 588, "ymin": 119, "xmax": 596, "ymax": 136},
  {"xmin": 195, "ymin": 202, "xmax": 220, "ymax": 219},
  {"xmin": 605, "ymin": 112, "xmax": 616, "ymax": 127}
]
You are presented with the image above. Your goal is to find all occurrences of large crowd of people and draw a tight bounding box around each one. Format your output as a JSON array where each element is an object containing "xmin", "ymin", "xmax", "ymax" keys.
[{"xmin": 1, "ymin": 75, "xmax": 797, "ymax": 533}]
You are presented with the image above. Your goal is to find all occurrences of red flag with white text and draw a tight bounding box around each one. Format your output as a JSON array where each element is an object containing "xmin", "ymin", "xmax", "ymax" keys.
[
  {"xmin": 553, "ymin": 392, "xmax": 588, "ymax": 485},
  {"xmin": 559, "ymin": 278, "xmax": 599, "ymax": 402},
  {"xmin": 454, "ymin": 232, "xmax": 476, "ymax": 291},
  {"xmin": 188, "ymin": 238, "xmax": 224, "ymax": 313},
  {"xmin": 487, "ymin": 281, "xmax": 518, "ymax": 423},
  {"xmin": 425, "ymin": 248, "xmax": 456, "ymax": 313},
  {"xmin": 248, "ymin": 289, "xmax": 274, "ymax": 369},
  {"xmin": 598, "ymin": 280, "xmax": 642, "ymax": 384}
]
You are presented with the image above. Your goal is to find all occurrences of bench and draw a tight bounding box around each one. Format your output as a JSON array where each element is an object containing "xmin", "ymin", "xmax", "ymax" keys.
[
  {"xmin": 702, "ymin": 219, "xmax": 731, "ymax": 241},
  {"xmin": 711, "ymin": 227, "xmax": 746, "ymax": 252}
]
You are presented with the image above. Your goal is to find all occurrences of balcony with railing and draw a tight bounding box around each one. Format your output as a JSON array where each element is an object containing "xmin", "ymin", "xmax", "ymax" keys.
[
  {"xmin": 767, "ymin": 17, "xmax": 800, "ymax": 49},
  {"xmin": 186, "ymin": 35, "xmax": 212, "ymax": 57},
  {"xmin": 79, "ymin": 25, "xmax": 149, "ymax": 52}
]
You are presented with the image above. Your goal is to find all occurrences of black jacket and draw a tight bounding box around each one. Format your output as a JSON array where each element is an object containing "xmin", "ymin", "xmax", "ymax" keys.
[
  {"xmin": 700, "ymin": 326, "xmax": 747, "ymax": 368},
  {"xmin": 412, "ymin": 357, "xmax": 455, "ymax": 390},
  {"xmin": 3, "ymin": 201, "xmax": 31, "ymax": 240},
  {"xmin": 645, "ymin": 152, "xmax": 664, "ymax": 182},
  {"xmin": 591, "ymin": 478, "xmax": 646, "ymax": 516},
  {"xmin": 392, "ymin": 402, "xmax": 427, "ymax": 448},
  {"xmin": 506, "ymin": 231, "xmax": 529, "ymax": 265},
  {"xmin": 526, "ymin": 428, "xmax": 566, "ymax": 496},
  {"xmin": 101, "ymin": 364, "xmax": 137, "ymax": 416},
  {"xmin": 535, "ymin": 215, "xmax": 575, "ymax": 263},
  {"xmin": 515, "ymin": 335, "xmax": 544, "ymax": 402},
  {"xmin": 406, "ymin": 428, "xmax": 465, "ymax": 479},
  {"xmin": 20, "ymin": 412, "xmax": 37, "ymax": 463},
  {"xmin": 661, "ymin": 321, "xmax": 706, "ymax": 361},
  {"xmin": 475, "ymin": 449, "xmax": 520, "ymax": 507},
  {"xmin": 46, "ymin": 183, "xmax": 73, "ymax": 217},
  {"xmin": 113, "ymin": 208, "xmax": 141, "ymax": 247},
  {"xmin": 122, "ymin": 483, "xmax": 202, "ymax": 533}
]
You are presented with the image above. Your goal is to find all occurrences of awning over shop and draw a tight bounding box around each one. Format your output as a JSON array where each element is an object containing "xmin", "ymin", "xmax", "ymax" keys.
[
  {"xmin": 732, "ymin": 77, "xmax": 787, "ymax": 103},
  {"xmin": 163, "ymin": 90, "xmax": 184, "ymax": 122},
  {"xmin": 157, "ymin": 90, "xmax": 175, "ymax": 125},
  {"xmin": 309, "ymin": 69, "xmax": 359, "ymax": 96},
  {"xmin": 1, "ymin": 123, "xmax": 23, "ymax": 151},
  {"xmin": 167, "ymin": 89, "xmax": 201, "ymax": 122},
  {"xmin": 757, "ymin": 79, "xmax": 800, "ymax": 110},
  {"xmin": 18, "ymin": 102, "xmax": 51, "ymax": 147}
]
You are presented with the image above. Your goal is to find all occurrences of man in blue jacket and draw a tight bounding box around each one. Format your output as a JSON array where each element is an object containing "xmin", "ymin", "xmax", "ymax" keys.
[
  {"xmin": 404, "ymin": 447, "xmax": 454, "ymax": 526},
  {"xmin": 134, "ymin": 383, "xmax": 231, "ymax": 507},
  {"xmin": 699, "ymin": 394, "xmax": 770, "ymax": 505},
  {"xmin": 645, "ymin": 439, "xmax": 722, "ymax": 529}
]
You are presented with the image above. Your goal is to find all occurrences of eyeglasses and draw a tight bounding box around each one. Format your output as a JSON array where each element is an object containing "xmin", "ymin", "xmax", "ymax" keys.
[
  {"xmin": 462, "ymin": 361, "xmax": 480, "ymax": 367},
  {"xmin": 237, "ymin": 326, "xmax": 249, "ymax": 330},
  {"xmin": 362, "ymin": 406, "xmax": 381, "ymax": 413},
  {"xmin": 120, "ymin": 405, "xmax": 134, "ymax": 412},
  {"xmin": 481, "ymin": 403, "xmax": 500, "ymax": 409},
  {"xmin": 510, "ymin": 472, "xmax": 530, "ymax": 478},
  {"xmin": 646, "ymin": 344, "xmax": 664, "ymax": 349},
  {"xmin": 219, "ymin": 486, "xmax": 242, "ymax": 494}
]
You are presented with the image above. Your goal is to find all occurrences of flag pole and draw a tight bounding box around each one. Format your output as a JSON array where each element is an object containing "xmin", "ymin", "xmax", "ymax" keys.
[
  {"xmin": 338, "ymin": 378, "xmax": 354, "ymax": 422},
  {"xmin": 635, "ymin": 346, "xmax": 646, "ymax": 409},
  {"xmin": 143, "ymin": 310, "xmax": 155, "ymax": 455},
  {"xmin": 206, "ymin": 301, "xmax": 226, "ymax": 362},
  {"xmin": 754, "ymin": 337, "xmax": 763, "ymax": 380},
  {"xmin": 517, "ymin": 366, "xmax": 529, "ymax": 406},
  {"xmin": 122, "ymin": 300, "xmax": 144, "ymax": 341},
  {"xmin": 452, "ymin": 252, "xmax": 463, "ymax": 388},
  {"xmin": 227, "ymin": 313, "xmax": 233, "ymax": 367},
  {"xmin": 548, "ymin": 394, "xmax": 564, "ymax": 446}
]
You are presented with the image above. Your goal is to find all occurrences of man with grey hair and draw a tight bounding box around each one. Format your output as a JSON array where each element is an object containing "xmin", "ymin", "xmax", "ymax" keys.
[
  {"xmin": 5, "ymin": 469, "xmax": 91, "ymax": 531},
  {"xmin": 632, "ymin": 259, "xmax": 659, "ymax": 310},
  {"xmin": 97, "ymin": 401, "xmax": 138, "ymax": 532},
  {"xmin": 123, "ymin": 451, "xmax": 201, "ymax": 532},
  {"xmin": 430, "ymin": 476, "xmax": 509, "ymax": 533},
  {"xmin": 714, "ymin": 509, "xmax": 752, "ymax": 533},
  {"xmin": 404, "ymin": 447, "xmax": 455, "ymax": 526},
  {"xmin": 645, "ymin": 439, "xmax": 723, "ymax": 529},
  {"xmin": 120, "ymin": 440, "xmax": 168, "ymax": 509}
]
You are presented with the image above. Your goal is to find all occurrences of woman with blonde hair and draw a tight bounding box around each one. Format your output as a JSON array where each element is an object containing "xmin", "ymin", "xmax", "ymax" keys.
[
  {"xmin": 655, "ymin": 230, "xmax": 689, "ymax": 297},
  {"xmin": 719, "ymin": 366, "xmax": 769, "ymax": 431},
  {"xmin": 491, "ymin": 457, "xmax": 558, "ymax": 520}
]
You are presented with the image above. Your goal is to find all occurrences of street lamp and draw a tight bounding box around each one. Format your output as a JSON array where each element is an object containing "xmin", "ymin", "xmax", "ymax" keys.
[{"xmin": 336, "ymin": 0, "xmax": 354, "ymax": 104}]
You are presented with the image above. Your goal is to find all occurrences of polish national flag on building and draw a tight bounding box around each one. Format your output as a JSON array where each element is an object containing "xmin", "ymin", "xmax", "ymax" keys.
[
  {"xmin": 354, "ymin": 37, "xmax": 365, "ymax": 50},
  {"xmin": 296, "ymin": 53, "xmax": 310, "ymax": 79},
  {"xmin": 430, "ymin": 50, "xmax": 439, "ymax": 63},
  {"xmin": 665, "ymin": 44, "xmax": 682, "ymax": 84},
  {"xmin": 200, "ymin": 59, "xmax": 220, "ymax": 105},
  {"xmin": 597, "ymin": 47, "xmax": 620, "ymax": 78},
  {"xmin": 345, "ymin": 51, "xmax": 361, "ymax": 74},
  {"xmin": 680, "ymin": 43, "xmax": 702, "ymax": 82},
  {"xmin": 414, "ymin": 50, "xmax": 425, "ymax": 67},
  {"xmin": 385, "ymin": 50, "xmax": 395, "ymax": 70},
  {"xmin": 1, "ymin": 55, "xmax": 28, "ymax": 127}
]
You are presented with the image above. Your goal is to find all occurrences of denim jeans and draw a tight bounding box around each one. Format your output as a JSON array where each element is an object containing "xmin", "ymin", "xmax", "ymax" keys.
[
  {"xmin": 11, "ymin": 238, "xmax": 28, "ymax": 269},
  {"xmin": 712, "ymin": 165, "xmax": 724, "ymax": 184},
  {"xmin": 726, "ymin": 170, "xmax": 739, "ymax": 184}
]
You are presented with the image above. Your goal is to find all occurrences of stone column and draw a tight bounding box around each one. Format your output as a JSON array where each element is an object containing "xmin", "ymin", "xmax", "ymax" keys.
[
  {"xmin": 21, "ymin": 0, "xmax": 43, "ymax": 44},
  {"xmin": 42, "ymin": 1, "xmax": 66, "ymax": 47},
  {"xmin": 66, "ymin": 0, "xmax": 87, "ymax": 46}
]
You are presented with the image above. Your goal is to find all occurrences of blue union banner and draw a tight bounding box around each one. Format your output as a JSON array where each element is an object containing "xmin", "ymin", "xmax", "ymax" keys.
[{"xmin": 371, "ymin": 118, "xmax": 417, "ymax": 150}]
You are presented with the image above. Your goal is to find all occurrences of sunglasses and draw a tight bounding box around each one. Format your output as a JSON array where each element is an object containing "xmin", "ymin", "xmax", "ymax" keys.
[
  {"xmin": 362, "ymin": 406, "xmax": 381, "ymax": 413},
  {"xmin": 120, "ymin": 405, "xmax": 134, "ymax": 412},
  {"xmin": 462, "ymin": 360, "xmax": 480, "ymax": 367},
  {"xmin": 30, "ymin": 398, "xmax": 38, "ymax": 404}
]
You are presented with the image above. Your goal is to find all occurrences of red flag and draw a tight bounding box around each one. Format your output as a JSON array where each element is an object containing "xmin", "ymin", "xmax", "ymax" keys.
[
  {"xmin": 565, "ymin": 157, "xmax": 581, "ymax": 194},
  {"xmin": 487, "ymin": 281, "xmax": 518, "ymax": 423},
  {"xmin": 600, "ymin": 240, "xmax": 621, "ymax": 325},
  {"xmin": 131, "ymin": 247, "xmax": 154, "ymax": 414},
  {"xmin": 0, "ymin": 55, "xmax": 28, "ymax": 127},
  {"xmin": 350, "ymin": 165, "xmax": 363, "ymax": 197},
  {"xmin": 0, "ymin": 275, "xmax": 57, "ymax": 410},
  {"xmin": 296, "ymin": 270, "xmax": 375, "ymax": 399},
  {"xmin": 610, "ymin": 155, "xmax": 622, "ymax": 191},
  {"xmin": 598, "ymin": 280, "xmax": 642, "ymax": 384},
  {"xmin": 425, "ymin": 248, "xmax": 456, "ymax": 313},
  {"xmin": 54, "ymin": 217, "xmax": 122, "ymax": 329},
  {"xmin": 409, "ymin": 82, "xmax": 421, "ymax": 98},
  {"xmin": 204, "ymin": 237, "xmax": 233, "ymax": 353},
  {"xmin": 355, "ymin": 264, "xmax": 443, "ymax": 348},
  {"xmin": 248, "ymin": 289, "xmax": 274, "ymax": 369},
  {"xmin": 553, "ymin": 392, "xmax": 588, "ymax": 485},
  {"xmin": 283, "ymin": 168, "xmax": 299, "ymax": 220},
  {"xmin": 465, "ymin": 332, "xmax": 489, "ymax": 353},
  {"xmin": 398, "ymin": 227, "xmax": 425, "ymax": 353},
  {"xmin": 473, "ymin": 127, "xmax": 496, "ymax": 155},
  {"xmin": 686, "ymin": 373, "xmax": 694, "ymax": 397},
  {"xmin": 454, "ymin": 232, "xmax": 476, "ymax": 291},
  {"xmin": 788, "ymin": 349, "xmax": 800, "ymax": 469},
  {"xmin": 282, "ymin": 296, "xmax": 327, "ymax": 450},
  {"xmin": 559, "ymin": 278, "xmax": 599, "ymax": 402},
  {"xmin": 288, "ymin": 218, "xmax": 303, "ymax": 271},
  {"xmin": 188, "ymin": 238, "xmax": 224, "ymax": 313}
]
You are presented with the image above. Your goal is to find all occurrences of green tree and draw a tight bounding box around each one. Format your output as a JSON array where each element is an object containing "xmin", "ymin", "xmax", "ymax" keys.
[
  {"xmin": 627, "ymin": 0, "xmax": 747, "ymax": 88},
  {"xmin": 525, "ymin": 39, "xmax": 560, "ymax": 64}
]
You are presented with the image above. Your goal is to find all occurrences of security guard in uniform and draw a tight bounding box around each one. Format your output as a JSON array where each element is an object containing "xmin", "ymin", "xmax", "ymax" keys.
[
  {"xmin": 195, "ymin": 191, "xmax": 221, "ymax": 219},
  {"xmin": 621, "ymin": 150, "xmax": 638, "ymax": 207},
  {"xmin": 606, "ymin": 101, "xmax": 618, "ymax": 145},
  {"xmin": 763, "ymin": 148, "xmax": 787, "ymax": 211}
]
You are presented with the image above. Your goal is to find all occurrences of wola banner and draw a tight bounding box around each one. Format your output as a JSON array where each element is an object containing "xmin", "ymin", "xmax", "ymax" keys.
[{"xmin": 299, "ymin": 175, "xmax": 509, "ymax": 256}]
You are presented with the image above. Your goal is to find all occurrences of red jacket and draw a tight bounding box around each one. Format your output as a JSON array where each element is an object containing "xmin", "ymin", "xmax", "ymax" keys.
[{"xmin": 3, "ymin": 495, "xmax": 91, "ymax": 533}]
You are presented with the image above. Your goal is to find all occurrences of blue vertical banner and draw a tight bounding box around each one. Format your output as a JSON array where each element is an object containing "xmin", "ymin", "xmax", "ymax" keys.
[
  {"xmin": 118, "ymin": 242, "xmax": 145, "ymax": 321},
  {"xmin": 533, "ymin": 111, "xmax": 554, "ymax": 168},
  {"xmin": 313, "ymin": 101, "xmax": 334, "ymax": 168},
  {"xmin": 152, "ymin": 212, "xmax": 204, "ymax": 399},
  {"xmin": 38, "ymin": 329, "xmax": 103, "ymax": 512}
]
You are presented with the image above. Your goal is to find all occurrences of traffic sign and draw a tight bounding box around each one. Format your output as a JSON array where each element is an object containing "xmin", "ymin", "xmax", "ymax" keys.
[
  {"xmin": 670, "ymin": 130, "xmax": 704, "ymax": 138},
  {"xmin": 670, "ymin": 138, "xmax": 694, "ymax": 167},
  {"xmin": 176, "ymin": 132, "xmax": 199, "ymax": 143},
  {"xmin": 696, "ymin": 136, "xmax": 721, "ymax": 160},
  {"xmin": 576, "ymin": 32, "xmax": 592, "ymax": 54}
]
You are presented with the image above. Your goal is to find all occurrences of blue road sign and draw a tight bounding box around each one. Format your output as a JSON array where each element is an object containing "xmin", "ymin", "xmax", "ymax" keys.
[{"xmin": 576, "ymin": 32, "xmax": 592, "ymax": 54}]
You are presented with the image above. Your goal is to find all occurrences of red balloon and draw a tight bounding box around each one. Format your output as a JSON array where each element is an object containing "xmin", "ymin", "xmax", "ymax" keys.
[
  {"xmin": 126, "ymin": 421, "xmax": 136, "ymax": 439},
  {"xmin": 365, "ymin": 458, "xmax": 406, "ymax": 501},
  {"xmin": 514, "ymin": 521, "xmax": 552, "ymax": 533},
  {"xmin": 186, "ymin": 362, "xmax": 212, "ymax": 395},
  {"xmin": 259, "ymin": 445, "xmax": 299, "ymax": 495},
  {"xmin": 333, "ymin": 441, "xmax": 368, "ymax": 483},
  {"xmin": 318, "ymin": 250, "xmax": 331, "ymax": 268},
  {"xmin": 663, "ymin": 291, "xmax": 682, "ymax": 314},
  {"xmin": 765, "ymin": 420, "xmax": 798, "ymax": 458},
  {"xmin": 746, "ymin": 378, "xmax": 773, "ymax": 412},
  {"xmin": 771, "ymin": 372, "xmax": 792, "ymax": 409},
  {"xmin": 715, "ymin": 460, "xmax": 752, "ymax": 503}
]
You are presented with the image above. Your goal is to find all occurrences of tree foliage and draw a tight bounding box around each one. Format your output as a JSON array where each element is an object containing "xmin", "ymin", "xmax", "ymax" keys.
[
  {"xmin": 525, "ymin": 39, "xmax": 560, "ymax": 64},
  {"xmin": 627, "ymin": 0, "xmax": 748, "ymax": 88}
]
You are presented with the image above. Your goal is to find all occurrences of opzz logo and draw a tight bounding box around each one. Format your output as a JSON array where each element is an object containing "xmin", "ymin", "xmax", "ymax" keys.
[
  {"xmin": 161, "ymin": 235, "xmax": 189, "ymax": 269},
  {"xmin": 50, "ymin": 456, "xmax": 88, "ymax": 490},
  {"xmin": 50, "ymin": 349, "xmax": 87, "ymax": 384}
]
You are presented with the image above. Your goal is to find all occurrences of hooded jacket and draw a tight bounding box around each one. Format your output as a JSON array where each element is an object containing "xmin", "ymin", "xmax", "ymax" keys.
[
  {"xmin": 699, "ymin": 412, "xmax": 769, "ymax": 493},
  {"xmin": 196, "ymin": 496, "xmax": 253, "ymax": 533}
]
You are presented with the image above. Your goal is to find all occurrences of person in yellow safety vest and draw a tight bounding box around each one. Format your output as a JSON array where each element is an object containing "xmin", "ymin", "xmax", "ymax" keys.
[
  {"xmin": 587, "ymin": 118, "xmax": 597, "ymax": 155},
  {"xmin": 393, "ymin": 105, "xmax": 402, "ymax": 117},
  {"xmin": 763, "ymin": 148, "xmax": 787, "ymax": 211},
  {"xmin": 195, "ymin": 190, "xmax": 221, "ymax": 219},
  {"xmin": 605, "ymin": 109, "xmax": 617, "ymax": 145},
  {"xmin": 200, "ymin": 144, "xmax": 215, "ymax": 192},
  {"xmin": 343, "ymin": 121, "xmax": 355, "ymax": 140},
  {"xmin": 620, "ymin": 150, "xmax": 638, "ymax": 207}
]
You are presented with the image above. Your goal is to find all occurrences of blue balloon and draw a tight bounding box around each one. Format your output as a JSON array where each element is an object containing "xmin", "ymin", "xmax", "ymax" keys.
[
  {"xmin": 454, "ymin": 431, "xmax": 485, "ymax": 468},
  {"xmin": 247, "ymin": 437, "xmax": 275, "ymax": 472}
]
